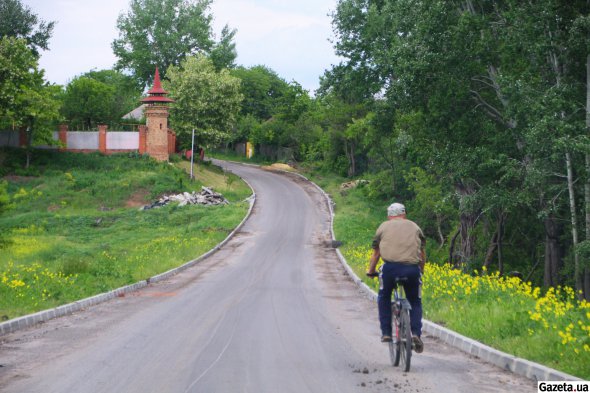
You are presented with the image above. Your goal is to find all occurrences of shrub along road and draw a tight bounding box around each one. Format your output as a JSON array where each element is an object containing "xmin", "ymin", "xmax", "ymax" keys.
[{"xmin": 0, "ymin": 161, "xmax": 533, "ymax": 392}]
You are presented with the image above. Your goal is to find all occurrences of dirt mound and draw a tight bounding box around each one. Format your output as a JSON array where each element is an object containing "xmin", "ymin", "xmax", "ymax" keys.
[{"xmin": 262, "ymin": 163, "xmax": 296, "ymax": 172}]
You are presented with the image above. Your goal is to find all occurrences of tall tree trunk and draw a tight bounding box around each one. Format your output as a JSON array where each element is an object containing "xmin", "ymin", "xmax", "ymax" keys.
[
  {"xmin": 483, "ymin": 229, "xmax": 498, "ymax": 269},
  {"xmin": 497, "ymin": 212, "xmax": 505, "ymax": 276},
  {"xmin": 343, "ymin": 139, "xmax": 355, "ymax": 178},
  {"xmin": 436, "ymin": 214, "xmax": 445, "ymax": 249},
  {"xmin": 482, "ymin": 212, "xmax": 506, "ymax": 274},
  {"xmin": 25, "ymin": 126, "xmax": 32, "ymax": 169},
  {"xmin": 449, "ymin": 227, "xmax": 461, "ymax": 268},
  {"xmin": 349, "ymin": 141, "xmax": 356, "ymax": 177},
  {"xmin": 544, "ymin": 216, "xmax": 562, "ymax": 287},
  {"xmin": 566, "ymin": 151, "xmax": 583, "ymax": 298},
  {"xmin": 456, "ymin": 182, "xmax": 477, "ymax": 270}
]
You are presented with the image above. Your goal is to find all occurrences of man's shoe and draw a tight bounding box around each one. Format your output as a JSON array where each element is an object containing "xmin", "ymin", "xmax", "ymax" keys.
[
  {"xmin": 381, "ymin": 335, "xmax": 393, "ymax": 343},
  {"xmin": 412, "ymin": 336, "xmax": 424, "ymax": 353}
]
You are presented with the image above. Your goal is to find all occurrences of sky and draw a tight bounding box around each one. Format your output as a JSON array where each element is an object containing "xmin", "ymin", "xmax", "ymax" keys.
[{"xmin": 21, "ymin": 0, "xmax": 341, "ymax": 93}]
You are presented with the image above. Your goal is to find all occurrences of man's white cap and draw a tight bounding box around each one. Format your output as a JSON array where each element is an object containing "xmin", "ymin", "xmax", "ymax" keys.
[{"xmin": 387, "ymin": 202, "xmax": 406, "ymax": 217}]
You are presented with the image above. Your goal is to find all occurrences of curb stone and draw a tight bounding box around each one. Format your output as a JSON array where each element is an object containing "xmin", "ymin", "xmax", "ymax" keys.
[{"xmin": 0, "ymin": 176, "xmax": 256, "ymax": 337}]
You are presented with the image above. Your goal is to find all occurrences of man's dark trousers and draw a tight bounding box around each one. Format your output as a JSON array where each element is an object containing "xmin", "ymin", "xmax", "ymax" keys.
[{"xmin": 378, "ymin": 262, "xmax": 422, "ymax": 337}]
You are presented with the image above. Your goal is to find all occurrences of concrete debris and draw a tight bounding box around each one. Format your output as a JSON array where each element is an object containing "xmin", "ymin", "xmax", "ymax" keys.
[
  {"xmin": 141, "ymin": 187, "xmax": 229, "ymax": 210},
  {"xmin": 340, "ymin": 179, "xmax": 369, "ymax": 191}
]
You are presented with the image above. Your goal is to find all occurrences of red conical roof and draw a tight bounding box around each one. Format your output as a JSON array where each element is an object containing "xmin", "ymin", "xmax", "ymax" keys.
[
  {"xmin": 141, "ymin": 67, "xmax": 174, "ymax": 104},
  {"xmin": 147, "ymin": 67, "xmax": 168, "ymax": 95}
]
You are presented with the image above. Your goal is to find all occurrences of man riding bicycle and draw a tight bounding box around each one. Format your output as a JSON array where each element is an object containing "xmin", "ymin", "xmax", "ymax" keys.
[{"xmin": 366, "ymin": 202, "xmax": 425, "ymax": 353}]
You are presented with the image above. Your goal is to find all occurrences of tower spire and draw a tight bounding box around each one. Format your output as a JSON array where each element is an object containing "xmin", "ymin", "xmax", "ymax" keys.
[{"xmin": 141, "ymin": 67, "xmax": 174, "ymax": 104}]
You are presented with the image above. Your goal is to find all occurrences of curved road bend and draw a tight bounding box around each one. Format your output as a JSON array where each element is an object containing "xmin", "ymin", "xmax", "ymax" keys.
[{"xmin": 0, "ymin": 161, "xmax": 533, "ymax": 392}]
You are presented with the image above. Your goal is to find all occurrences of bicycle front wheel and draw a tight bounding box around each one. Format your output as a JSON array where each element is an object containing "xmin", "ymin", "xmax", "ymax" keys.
[{"xmin": 399, "ymin": 309, "xmax": 412, "ymax": 372}]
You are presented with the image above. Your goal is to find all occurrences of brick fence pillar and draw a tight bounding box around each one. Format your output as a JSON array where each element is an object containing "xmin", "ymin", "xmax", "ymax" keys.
[
  {"xmin": 167, "ymin": 129, "xmax": 176, "ymax": 154},
  {"xmin": 58, "ymin": 124, "xmax": 68, "ymax": 151},
  {"xmin": 98, "ymin": 124, "xmax": 107, "ymax": 153},
  {"xmin": 138, "ymin": 125, "xmax": 147, "ymax": 154},
  {"xmin": 19, "ymin": 126, "xmax": 27, "ymax": 147}
]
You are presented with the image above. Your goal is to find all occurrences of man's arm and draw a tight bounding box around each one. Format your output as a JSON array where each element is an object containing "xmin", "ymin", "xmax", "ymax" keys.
[{"xmin": 367, "ymin": 247, "xmax": 381, "ymax": 275}]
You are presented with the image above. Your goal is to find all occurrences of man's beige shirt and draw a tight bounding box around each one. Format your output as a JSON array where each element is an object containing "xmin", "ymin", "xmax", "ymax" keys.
[{"xmin": 372, "ymin": 219, "xmax": 425, "ymax": 264}]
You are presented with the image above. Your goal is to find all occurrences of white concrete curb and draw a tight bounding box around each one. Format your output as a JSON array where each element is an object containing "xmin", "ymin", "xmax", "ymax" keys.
[{"xmin": 0, "ymin": 172, "xmax": 256, "ymax": 337}]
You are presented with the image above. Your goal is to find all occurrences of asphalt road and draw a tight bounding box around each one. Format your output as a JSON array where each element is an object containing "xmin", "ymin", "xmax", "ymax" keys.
[{"xmin": 0, "ymin": 161, "xmax": 535, "ymax": 392}]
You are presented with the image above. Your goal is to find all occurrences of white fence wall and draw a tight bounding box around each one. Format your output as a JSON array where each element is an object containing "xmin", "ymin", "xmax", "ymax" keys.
[
  {"xmin": 67, "ymin": 131, "xmax": 99, "ymax": 150},
  {"xmin": 1, "ymin": 130, "xmax": 140, "ymax": 151},
  {"xmin": 106, "ymin": 131, "xmax": 138, "ymax": 149}
]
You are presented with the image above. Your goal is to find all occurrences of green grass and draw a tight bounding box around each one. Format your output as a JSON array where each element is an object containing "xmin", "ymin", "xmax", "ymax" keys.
[
  {"xmin": 303, "ymin": 167, "xmax": 590, "ymax": 379},
  {"xmin": 0, "ymin": 149, "xmax": 250, "ymax": 320}
]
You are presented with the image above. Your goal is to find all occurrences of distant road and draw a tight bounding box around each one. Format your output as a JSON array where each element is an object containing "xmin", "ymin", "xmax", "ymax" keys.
[{"xmin": 0, "ymin": 161, "xmax": 533, "ymax": 392}]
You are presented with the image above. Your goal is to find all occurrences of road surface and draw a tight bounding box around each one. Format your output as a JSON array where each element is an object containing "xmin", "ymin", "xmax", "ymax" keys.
[{"xmin": 0, "ymin": 161, "xmax": 534, "ymax": 392}]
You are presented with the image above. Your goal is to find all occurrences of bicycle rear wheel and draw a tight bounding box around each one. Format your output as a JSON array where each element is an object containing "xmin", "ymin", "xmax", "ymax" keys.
[{"xmin": 399, "ymin": 309, "xmax": 412, "ymax": 372}]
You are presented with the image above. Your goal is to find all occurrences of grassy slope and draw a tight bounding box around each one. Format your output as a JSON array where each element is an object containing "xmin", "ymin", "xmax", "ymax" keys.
[{"xmin": 0, "ymin": 149, "xmax": 251, "ymax": 319}]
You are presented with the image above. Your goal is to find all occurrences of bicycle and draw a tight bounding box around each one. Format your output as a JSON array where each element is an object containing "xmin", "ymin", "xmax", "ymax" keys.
[{"xmin": 367, "ymin": 273, "xmax": 413, "ymax": 372}]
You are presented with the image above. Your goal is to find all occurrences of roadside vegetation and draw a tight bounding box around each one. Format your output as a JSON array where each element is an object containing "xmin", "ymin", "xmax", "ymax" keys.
[
  {"xmin": 309, "ymin": 173, "xmax": 590, "ymax": 379},
  {"xmin": 0, "ymin": 148, "xmax": 250, "ymax": 320}
]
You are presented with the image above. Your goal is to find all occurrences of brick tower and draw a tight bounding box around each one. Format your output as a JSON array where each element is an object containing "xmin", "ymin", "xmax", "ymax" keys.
[{"xmin": 141, "ymin": 67, "xmax": 174, "ymax": 161}]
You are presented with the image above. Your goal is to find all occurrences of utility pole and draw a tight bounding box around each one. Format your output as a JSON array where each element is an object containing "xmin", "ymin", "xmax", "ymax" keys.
[{"xmin": 190, "ymin": 128, "xmax": 195, "ymax": 181}]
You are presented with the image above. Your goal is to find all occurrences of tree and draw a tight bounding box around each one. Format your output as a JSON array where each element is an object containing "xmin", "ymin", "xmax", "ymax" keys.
[
  {"xmin": 0, "ymin": 0, "xmax": 55, "ymax": 56},
  {"xmin": 112, "ymin": 0, "xmax": 214, "ymax": 87},
  {"xmin": 61, "ymin": 77, "xmax": 116, "ymax": 129},
  {"xmin": 165, "ymin": 55, "xmax": 243, "ymax": 148},
  {"xmin": 0, "ymin": 36, "xmax": 37, "ymax": 123},
  {"xmin": 17, "ymin": 81, "xmax": 61, "ymax": 168},
  {"xmin": 83, "ymin": 70, "xmax": 142, "ymax": 116},
  {"xmin": 231, "ymin": 65, "xmax": 290, "ymax": 121},
  {"xmin": 209, "ymin": 25, "xmax": 237, "ymax": 71},
  {"xmin": 0, "ymin": 38, "xmax": 60, "ymax": 168},
  {"xmin": 61, "ymin": 70, "xmax": 142, "ymax": 127},
  {"xmin": 324, "ymin": 0, "xmax": 590, "ymax": 296}
]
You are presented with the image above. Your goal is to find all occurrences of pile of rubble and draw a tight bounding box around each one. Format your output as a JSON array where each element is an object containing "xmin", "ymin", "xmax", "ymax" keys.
[
  {"xmin": 340, "ymin": 179, "xmax": 370, "ymax": 191},
  {"xmin": 141, "ymin": 187, "xmax": 229, "ymax": 210}
]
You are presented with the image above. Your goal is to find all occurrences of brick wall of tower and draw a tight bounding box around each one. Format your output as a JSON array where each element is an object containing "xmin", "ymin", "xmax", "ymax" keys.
[{"xmin": 145, "ymin": 105, "xmax": 170, "ymax": 161}]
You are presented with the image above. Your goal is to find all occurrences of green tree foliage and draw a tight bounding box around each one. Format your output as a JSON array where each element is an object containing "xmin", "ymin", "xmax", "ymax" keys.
[
  {"xmin": 0, "ymin": 37, "xmax": 60, "ymax": 167},
  {"xmin": 61, "ymin": 77, "xmax": 116, "ymax": 129},
  {"xmin": 165, "ymin": 55, "xmax": 243, "ymax": 148},
  {"xmin": 61, "ymin": 70, "xmax": 142, "ymax": 128},
  {"xmin": 112, "ymin": 0, "xmax": 214, "ymax": 87},
  {"xmin": 0, "ymin": 36, "xmax": 37, "ymax": 123},
  {"xmin": 0, "ymin": 0, "xmax": 55, "ymax": 56},
  {"xmin": 209, "ymin": 25, "xmax": 237, "ymax": 71},
  {"xmin": 308, "ymin": 0, "xmax": 590, "ymax": 297},
  {"xmin": 17, "ymin": 79, "xmax": 61, "ymax": 168},
  {"xmin": 83, "ymin": 70, "xmax": 142, "ymax": 118},
  {"xmin": 231, "ymin": 65, "xmax": 290, "ymax": 121}
]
